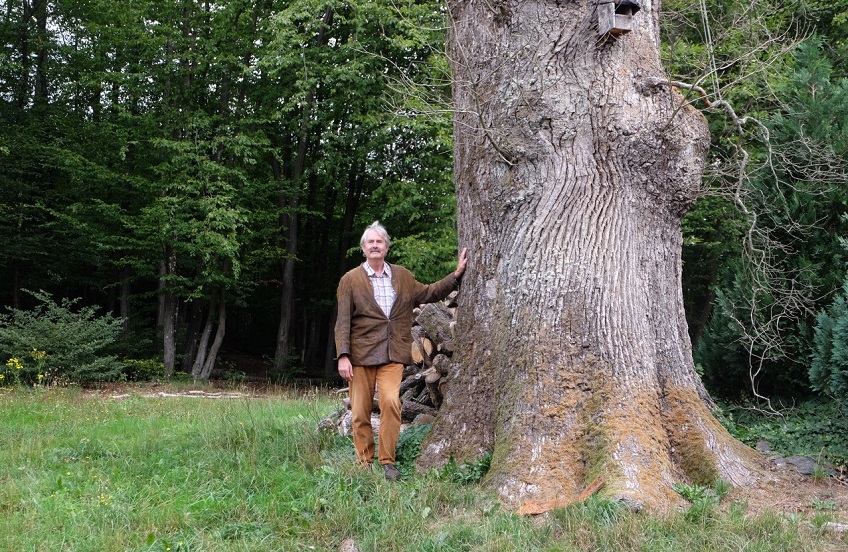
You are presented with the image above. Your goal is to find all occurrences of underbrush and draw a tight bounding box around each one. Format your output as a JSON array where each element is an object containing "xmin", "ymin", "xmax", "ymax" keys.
[
  {"xmin": 1, "ymin": 389, "xmax": 845, "ymax": 551},
  {"xmin": 717, "ymin": 397, "xmax": 848, "ymax": 470}
]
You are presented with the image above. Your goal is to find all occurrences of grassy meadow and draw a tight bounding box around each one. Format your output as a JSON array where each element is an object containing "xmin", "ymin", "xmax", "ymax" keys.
[{"xmin": 1, "ymin": 385, "xmax": 846, "ymax": 552}]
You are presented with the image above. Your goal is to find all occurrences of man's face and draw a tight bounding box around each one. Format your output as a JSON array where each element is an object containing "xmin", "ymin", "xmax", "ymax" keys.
[{"xmin": 362, "ymin": 230, "xmax": 388, "ymax": 262}]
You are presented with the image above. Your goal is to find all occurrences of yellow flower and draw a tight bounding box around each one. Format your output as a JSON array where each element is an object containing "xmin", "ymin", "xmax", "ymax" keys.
[
  {"xmin": 5, "ymin": 358, "xmax": 22, "ymax": 370},
  {"xmin": 30, "ymin": 348, "xmax": 47, "ymax": 362}
]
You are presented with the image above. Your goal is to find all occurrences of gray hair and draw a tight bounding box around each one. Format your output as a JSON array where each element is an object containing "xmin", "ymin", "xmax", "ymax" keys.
[{"xmin": 360, "ymin": 221, "xmax": 391, "ymax": 248}]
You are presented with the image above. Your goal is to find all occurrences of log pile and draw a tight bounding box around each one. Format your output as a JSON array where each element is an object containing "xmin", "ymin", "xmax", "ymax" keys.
[{"xmin": 329, "ymin": 291, "xmax": 459, "ymax": 434}]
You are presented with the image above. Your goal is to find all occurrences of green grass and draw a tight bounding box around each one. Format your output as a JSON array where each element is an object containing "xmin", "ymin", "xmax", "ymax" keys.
[{"xmin": 1, "ymin": 386, "xmax": 846, "ymax": 551}]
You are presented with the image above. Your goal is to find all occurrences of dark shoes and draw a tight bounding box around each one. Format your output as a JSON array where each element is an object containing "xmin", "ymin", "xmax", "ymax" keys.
[{"xmin": 382, "ymin": 463, "xmax": 400, "ymax": 481}]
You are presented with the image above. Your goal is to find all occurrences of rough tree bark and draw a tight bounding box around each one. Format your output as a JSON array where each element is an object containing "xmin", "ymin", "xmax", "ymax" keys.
[{"xmin": 419, "ymin": 0, "xmax": 765, "ymax": 511}]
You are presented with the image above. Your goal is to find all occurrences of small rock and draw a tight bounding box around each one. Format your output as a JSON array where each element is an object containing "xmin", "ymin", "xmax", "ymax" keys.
[
  {"xmin": 783, "ymin": 455, "xmax": 837, "ymax": 476},
  {"xmin": 339, "ymin": 537, "xmax": 360, "ymax": 552},
  {"xmin": 823, "ymin": 521, "xmax": 848, "ymax": 533}
]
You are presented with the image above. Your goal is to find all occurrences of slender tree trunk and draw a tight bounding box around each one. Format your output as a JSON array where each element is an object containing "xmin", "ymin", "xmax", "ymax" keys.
[
  {"xmin": 161, "ymin": 250, "xmax": 177, "ymax": 378},
  {"xmin": 324, "ymin": 308, "xmax": 338, "ymax": 379},
  {"xmin": 200, "ymin": 292, "xmax": 227, "ymax": 380},
  {"xmin": 191, "ymin": 298, "xmax": 216, "ymax": 379},
  {"xmin": 162, "ymin": 294, "xmax": 177, "ymax": 378},
  {"xmin": 421, "ymin": 0, "xmax": 764, "ymax": 511},
  {"xmin": 181, "ymin": 301, "xmax": 204, "ymax": 373},
  {"xmin": 32, "ymin": 0, "xmax": 48, "ymax": 107},
  {"xmin": 274, "ymin": 207, "xmax": 297, "ymax": 370},
  {"xmin": 690, "ymin": 287, "xmax": 716, "ymax": 349},
  {"xmin": 274, "ymin": 5, "xmax": 334, "ymax": 372},
  {"xmin": 157, "ymin": 258, "xmax": 167, "ymax": 329},
  {"xmin": 120, "ymin": 268, "xmax": 131, "ymax": 331},
  {"xmin": 324, "ymin": 169, "xmax": 364, "ymax": 378}
]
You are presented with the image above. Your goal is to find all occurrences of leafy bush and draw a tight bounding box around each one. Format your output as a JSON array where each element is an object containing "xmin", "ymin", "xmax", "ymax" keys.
[
  {"xmin": 0, "ymin": 290, "xmax": 125, "ymax": 384},
  {"xmin": 121, "ymin": 358, "xmax": 164, "ymax": 381}
]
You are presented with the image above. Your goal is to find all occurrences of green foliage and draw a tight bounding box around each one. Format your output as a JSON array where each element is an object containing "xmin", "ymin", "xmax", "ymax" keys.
[
  {"xmin": 688, "ymin": 37, "xmax": 848, "ymax": 398},
  {"xmin": 810, "ymin": 280, "xmax": 848, "ymax": 398},
  {"xmin": 0, "ymin": 0, "xmax": 459, "ymax": 377},
  {"xmin": 391, "ymin": 421, "xmax": 493, "ymax": 484},
  {"xmin": 674, "ymin": 479, "xmax": 730, "ymax": 523},
  {"xmin": 390, "ymin": 227, "xmax": 460, "ymax": 284},
  {"xmin": 438, "ymin": 452, "xmax": 494, "ymax": 485},
  {"xmin": 661, "ymin": 3, "xmax": 848, "ymax": 400},
  {"xmin": 695, "ymin": 286, "xmax": 813, "ymax": 398},
  {"xmin": 2, "ymin": 388, "xmax": 846, "ymax": 551},
  {"xmin": 394, "ymin": 422, "xmax": 433, "ymax": 475},
  {"xmin": 717, "ymin": 398, "xmax": 848, "ymax": 469},
  {"xmin": 120, "ymin": 358, "xmax": 165, "ymax": 382},
  {"xmin": 674, "ymin": 481, "xmax": 718, "ymax": 507},
  {"xmin": 0, "ymin": 290, "xmax": 124, "ymax": 384}
]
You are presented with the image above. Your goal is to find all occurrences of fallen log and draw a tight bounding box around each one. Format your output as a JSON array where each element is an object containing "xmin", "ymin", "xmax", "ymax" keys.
[
  {"xmin": 425, "ymin": 369, "xmax": 442, "ymax": 408},
  {"xmin": 401, "ymin": 399, "xmax": 437, "ymax": 423},
  {"xmin": 411, "ymin": 325, "xmax": 433, "ymax": 366},
  {"xmin": 400, "ymin": 372, "xmax": 425, "ymax": 396},
  {"xmin": 415, "ymin": 303, "xmax": 454, "ymax": 350},
  {"xmin": 431, "ymin": 354, "xmax": 452, "ymax": 376}
]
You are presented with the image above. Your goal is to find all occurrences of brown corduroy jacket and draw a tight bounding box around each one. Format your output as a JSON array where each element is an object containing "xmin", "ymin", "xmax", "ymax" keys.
[{"xmin": 334, "ymin": 263, "xmax": 459, "ymax": 367}]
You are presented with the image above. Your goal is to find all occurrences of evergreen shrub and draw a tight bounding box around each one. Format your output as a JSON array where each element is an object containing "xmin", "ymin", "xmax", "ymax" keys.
[
  {"xmin": 0, "ymin": 290, "xmax": 125, "ymax": 384},
  {"xmin": 810, "ymin": 282, "xmax": 848, "ymax": 399}
]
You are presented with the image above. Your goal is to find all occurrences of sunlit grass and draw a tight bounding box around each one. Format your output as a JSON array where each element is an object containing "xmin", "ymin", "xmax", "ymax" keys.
[{"xmin": 1, "ymin": 387, "xmax": 846, "ymax": 551}]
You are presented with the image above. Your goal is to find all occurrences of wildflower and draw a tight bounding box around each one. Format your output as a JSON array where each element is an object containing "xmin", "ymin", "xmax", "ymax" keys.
[
  {"xmin": 37, "ymin": 374, "xmax": 44, "ymax": 383},
  {"xmin": 30, "ymin": 348, "xmax": 47, "ymax": 362},
  {"xmin": 6, "ymin": 358, "xmax": 23, "ymax": 370}
]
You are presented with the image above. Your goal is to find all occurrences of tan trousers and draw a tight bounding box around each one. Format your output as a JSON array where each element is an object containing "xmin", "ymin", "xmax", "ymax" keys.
[{"xmin": 349, "ymin": 362, "xmax": 403, "ymax": 465}]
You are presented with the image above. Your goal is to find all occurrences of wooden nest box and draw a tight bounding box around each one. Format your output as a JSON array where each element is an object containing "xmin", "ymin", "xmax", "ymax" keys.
[{"xmin": 598, "ymin": 0, "xmax": 641, "ymax": 37}]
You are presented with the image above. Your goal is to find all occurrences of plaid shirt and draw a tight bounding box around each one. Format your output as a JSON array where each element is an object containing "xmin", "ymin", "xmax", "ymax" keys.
[{"xmin": 363, "ymin": 262, "xmax": 396, "ymax": 318}]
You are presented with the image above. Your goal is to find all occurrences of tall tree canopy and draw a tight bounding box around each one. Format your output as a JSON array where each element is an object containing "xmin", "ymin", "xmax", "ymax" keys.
[
  {"xmin": 0, "ymin": 0, "xmax": 456, "ymax": 379},
  {"xmin": 2, "ymin": 0, "xmax": 848, "ymax": 420}
]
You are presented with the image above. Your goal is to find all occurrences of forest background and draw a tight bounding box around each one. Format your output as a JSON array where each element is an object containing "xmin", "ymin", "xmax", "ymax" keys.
[{"xmin": 2, "ymin": 0, "xmax": 848, "ymax": 415}]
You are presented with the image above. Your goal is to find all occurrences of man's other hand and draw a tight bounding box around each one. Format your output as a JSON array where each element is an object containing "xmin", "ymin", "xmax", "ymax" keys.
[{"xmin": 338, "ymin": 355, "xmax": 353, "ymax": 381}]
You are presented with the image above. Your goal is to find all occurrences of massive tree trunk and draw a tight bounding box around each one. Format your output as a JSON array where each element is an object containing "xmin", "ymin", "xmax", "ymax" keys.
[{"xmin": 420, "ymin": 0, "xmax": 764, "ymax": 511}]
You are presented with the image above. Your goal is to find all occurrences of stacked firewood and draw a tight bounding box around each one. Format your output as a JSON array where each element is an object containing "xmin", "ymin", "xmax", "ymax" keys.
[{"xmin": 328, "ymin": 291, "xmax": 459, "ymax": 434}]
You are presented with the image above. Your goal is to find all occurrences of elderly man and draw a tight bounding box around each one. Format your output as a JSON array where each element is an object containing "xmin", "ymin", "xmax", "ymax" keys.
[{"xmin": 335, "ymin": 221, "xmax": 467, "ymax": 480}]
